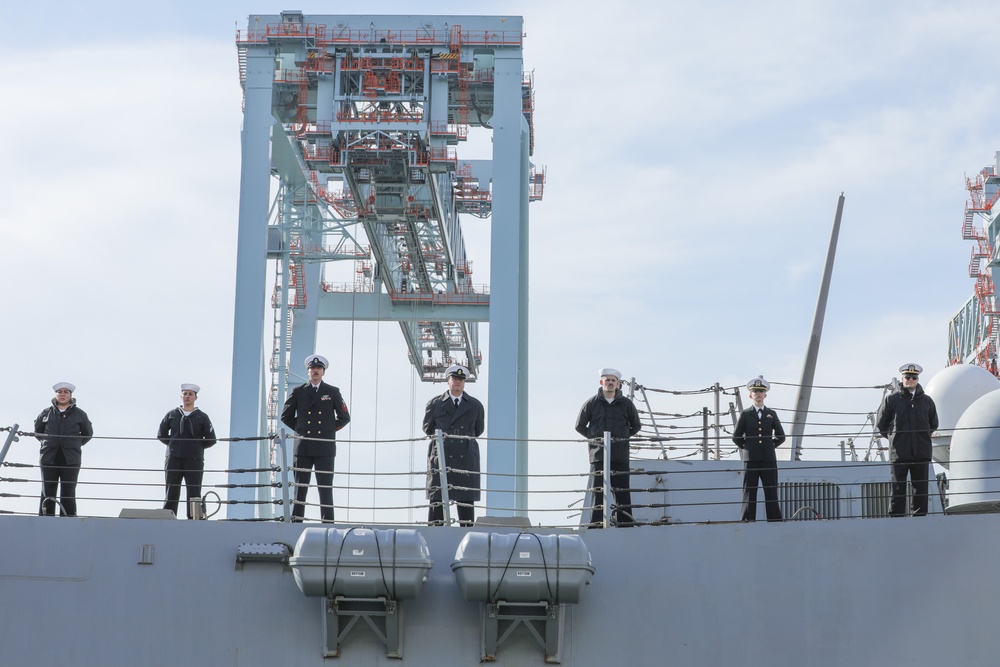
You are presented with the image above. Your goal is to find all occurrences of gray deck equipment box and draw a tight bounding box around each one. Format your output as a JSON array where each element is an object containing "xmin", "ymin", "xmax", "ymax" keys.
[
  {"xmin": 451, "ymin": 532, "xmax": 595, "ymax": 604},
  {"xmin": 289, "ymin": 527, "xmax": 432, "ymax": 599}
]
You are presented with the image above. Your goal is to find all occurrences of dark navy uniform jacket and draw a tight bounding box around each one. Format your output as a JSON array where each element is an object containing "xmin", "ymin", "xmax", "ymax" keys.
[
  {"xmin": 876, "ymin": 384, "xmax": 938, "ymax": 461},
  {"xmin": 732, "ymin": 406, "xmax": 786, "ymax": 462},
  {"xmin": 575, "ymin": 390, "xmax": 642, "ymax": 464},
  {"xmin": 157, "ymin": 408, "xmax": 216, "ymax": 460},
  {"xmin": 281, "ymin": 381, "xmax": 351, "ymax": 457},
  {"xmin": 34, "ymin": 400, "xmax": 93, "ymax": 467},
  {"xmin": 423, "ymin": 392, "xmax": 485, "ymax": 503}
]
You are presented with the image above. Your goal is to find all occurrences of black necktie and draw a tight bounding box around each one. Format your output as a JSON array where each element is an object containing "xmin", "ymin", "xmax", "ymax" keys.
[{"xmin": 454, "ymin": 398, "xmax": 459, "ymax": 407}]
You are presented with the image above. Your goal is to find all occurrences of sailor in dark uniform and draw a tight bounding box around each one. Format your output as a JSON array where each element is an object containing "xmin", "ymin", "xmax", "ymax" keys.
[
  {"xmin": 35, "ymin": 382, "xmax": 93, "ymax": 517},
  {"xmin": 423, "ymin": 364, "xmax": 485, "ymax": 526},
  {"xmin": 281, "ymin": 354, "xmax": 351, "ymax": 522},
  {"xmin": 877, "ymin": 362, "xmax": 938, "ymax": 517},
  {"xmin": 574, "ymin": 367, "xmax": 642, "ymax": 527},
  {"xmin": 732, "ymin": 376, "xmax": 785, "ymax": 522},
  {"xmin": 158, "ymin": 383, "xmax": 216, "ymax": 519}
]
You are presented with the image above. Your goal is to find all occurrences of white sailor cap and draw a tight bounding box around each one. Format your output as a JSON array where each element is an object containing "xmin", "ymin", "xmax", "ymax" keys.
[
  {"xmin": 305, "ymin": 354, "xmax": 329, "ymax": 369},
  {"xmin": 599, "ymin": 368, "xmax": 622, "ymax": 380},
  {"xmin": 447, "ymin": 364, "xmax": 471, "ymax": 380},
  {"xmin": 899, "ymin": 363, "xmax": 923, "ymax": 376},
  {"xmin": 747, "ymin": 376, "xmax": 770, "ymax": 392},
  {"xmin": 52, "ymin": 382, "xmax": 75, "ymax": 393},
  {"xmin": 180, "ymin": 383, "xmax": 200, "ymax": 394}
]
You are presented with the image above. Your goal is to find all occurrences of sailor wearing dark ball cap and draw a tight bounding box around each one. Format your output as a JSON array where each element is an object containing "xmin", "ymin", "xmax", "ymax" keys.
[
  {"xmin": 732, "ymin": 375, "xmax": 785, "ymax": 522},
  {"xmin": 877, "ymin": 362, "xmax": 938, "ymax": 517},
  {"xmin": 423, "ymin": 364, "xmax": 485, "ymax": 526},
  {"xmin": 281, "ymin": 353, "xmax": 351, "ymax": 522}
]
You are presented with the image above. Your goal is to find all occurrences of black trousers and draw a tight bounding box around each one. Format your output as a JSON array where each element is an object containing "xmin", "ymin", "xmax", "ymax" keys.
[
  {"xmin": 742, "ymin": 460, "xmax": 782, "ymax": 522},
  {"xmin": 293, "ymin": 453, "xmax": 335, "ymax": 522},
  {"xmin": 890, "ymin": 459, "xmax": 929, "ymax": 517},
  {"xmin": 164, "ymin": 456, "xmax": 205, "ymax": 519},
  {"xmin": 590, "ymin": 460, "xmax": 633, "ymax": 527},
  {"xmin": 39, "ymin": 449, "xmax": 79, "ymax": 516},
  {"xmin": 427, "ymin": 492, "xmax": 475, "ymax": 527}
]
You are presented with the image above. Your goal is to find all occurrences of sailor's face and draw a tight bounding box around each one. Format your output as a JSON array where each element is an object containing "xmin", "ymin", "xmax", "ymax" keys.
[
  {"xmin": 601, "ymin": 375, "xmax": 619, "ymax": 394},
  {"xmin": 448, "ymin": 375, "xmax": 465, "ymax": 396},
  {"xmin": 54, "ymin": 389, "xmax": 72, "ymax": 407},
  {"xmin": 181, "ymin": 390, "xmax": 197, "ymax": 409},
  {"xmin": 750, "ymin": 388, "xmax": 766, "ymax": 405},
  {"xmin": 309, "ymin": 366, "xmax": 325, "ymax": 383},
  {"xmin": 902, "ymin": 374, "xmax": 918, "ymax": 389}
]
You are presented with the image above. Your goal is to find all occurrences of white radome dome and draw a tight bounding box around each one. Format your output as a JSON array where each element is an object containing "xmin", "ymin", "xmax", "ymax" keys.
[
  {"xmin": 923, "ymin": 364, "xmax": 999, "ymax": 468},
  {"xmin": 947, "ymin": 388, "xmax": 1000, "ymax": 513}
]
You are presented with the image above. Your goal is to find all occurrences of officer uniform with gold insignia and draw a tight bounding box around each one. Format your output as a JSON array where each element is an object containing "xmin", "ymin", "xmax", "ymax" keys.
[
  {"xmin": 281, "ymin": 355, "xmax": 351, "ymax": 522},
  {"xmin": 732, "ymin": 376, "xmax": 785, "ymax": 522},
  {"xmin": 423, "ymin": 365, "xmax": 485, "ymax": 526}
]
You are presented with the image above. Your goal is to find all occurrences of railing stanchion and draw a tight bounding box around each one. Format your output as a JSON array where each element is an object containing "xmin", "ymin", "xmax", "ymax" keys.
[
  {"xmin": 278, "ymin": 431, "xmax": 291, "ymax": 522},
  {"xmin": 603, "ymin": 431, "xmax": 611, "ymax": 529},
  {"xmin": 436, "ymin": 429, "xmax": 452, "ymax": 526}
]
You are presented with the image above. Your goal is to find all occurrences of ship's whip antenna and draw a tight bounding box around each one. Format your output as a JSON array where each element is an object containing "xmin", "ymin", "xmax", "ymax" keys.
[{"xmin": 789, "ymin": 193, "xmax": 846, "ymax": 460}]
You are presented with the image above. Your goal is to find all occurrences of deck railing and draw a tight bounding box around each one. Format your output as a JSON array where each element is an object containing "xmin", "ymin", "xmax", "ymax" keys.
[{"xmin": 0, "ymin": 424, "xmax": 988, "ymax": 525}]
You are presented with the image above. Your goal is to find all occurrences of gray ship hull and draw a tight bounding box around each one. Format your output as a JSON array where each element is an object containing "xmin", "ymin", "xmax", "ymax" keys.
[{"xmin": 2, "ymin": 512, "xmax": 996, "ymax": 665}]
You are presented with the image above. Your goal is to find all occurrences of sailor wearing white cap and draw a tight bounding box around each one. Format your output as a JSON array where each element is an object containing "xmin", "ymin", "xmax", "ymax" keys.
[
  {"xmin": 423, "ymin": 364, "xmax": 485, "ymax": 526},
  {"xmin": 158, "ymin": 384, "xmax": 217, "ymax": 519},
  {"xmin": 34, "ymin": 382, "xmax": 93, "ymax": 516},
  {"xmin": 305, "ymin": 355, "xmax": 329, "ymax": 370},
  {"xmin": 732, "ymin": 376, "xmax": 785, "ymax": 522},
  {"xmin": 877, "ymin": 362, "xmax": 939, "ymax": 517},
  {"xmin": 574, "ymin": 368, "xmax": 642, "ymax": 527},
  {"xmin": 281, "ymin": 354, "xmax": 351, "ymax": 522}
]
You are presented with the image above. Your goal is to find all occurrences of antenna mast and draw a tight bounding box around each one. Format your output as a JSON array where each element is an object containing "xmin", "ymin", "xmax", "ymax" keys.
[{"xmin": 789, "ymin": 193, "xmax": 845, "ymax": 459}]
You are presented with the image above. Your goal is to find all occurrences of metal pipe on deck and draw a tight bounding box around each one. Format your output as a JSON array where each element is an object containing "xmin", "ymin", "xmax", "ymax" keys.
[
  {"xmin": 702, "ymin": 408, "xmax": 709, "ymax": 460},
  {"xmin": 635, "ymin": 383, "xmax": 669, "ymax": 459},
  {"xmin": 601, "ymin": 431, "xmax": 612, "ymax": 528},
  {"xmin": 435, "ymin": 429, "xmax": 452, "ymax": 526},
  {"xmin": 713, "ymin": 383, "xmax": 721, "ymax": 459},
  {"xmin": 278, "ymin": 431, "xmax": 291, "ymax": 522},
  {"xmin": 0, "ymin": 425, "xmax": 19, "ymax": 467}
]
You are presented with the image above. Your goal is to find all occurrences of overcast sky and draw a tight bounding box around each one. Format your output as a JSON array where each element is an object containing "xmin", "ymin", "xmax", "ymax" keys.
[{"xmin": 3, "ymin": 1, "xmax": 999, "ymax": 523}]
